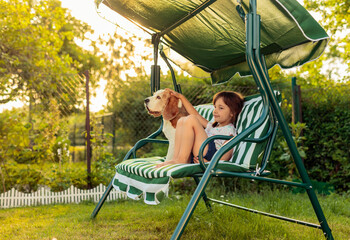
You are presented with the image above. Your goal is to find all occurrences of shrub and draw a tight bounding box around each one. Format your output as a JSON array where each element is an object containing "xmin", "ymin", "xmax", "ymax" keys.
[
  {"xmin": 301, "ymin": 86, "xmax": 350, "ymax": 192},
  {"xmin": 268, "ymin": 84, "xmax": 350, "ymax": 193},
  {"xmin": 69, "ymin": 145, "xmax": 86, "ymax": 162}
]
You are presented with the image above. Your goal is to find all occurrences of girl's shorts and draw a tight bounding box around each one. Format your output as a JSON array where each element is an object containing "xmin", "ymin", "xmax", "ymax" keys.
[{"xmin": 190, "ymin": 140, "xmax": 217, "ymax": 163}]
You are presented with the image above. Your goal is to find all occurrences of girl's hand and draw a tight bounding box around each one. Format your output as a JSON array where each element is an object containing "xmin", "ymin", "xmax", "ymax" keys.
[
  {"xmin": 165, "ymin": 88, "xmax": 182, "ymax": 99},
  {"xmin": 193, "ymin": 156, "xmax": 209, "ymax": 163}
]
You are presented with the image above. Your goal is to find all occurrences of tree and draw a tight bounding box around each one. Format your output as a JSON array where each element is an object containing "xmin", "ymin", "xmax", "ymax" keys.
[
  {"xmin": 0, "ymin": 0, "xmax": 102, "ymax": 113},
  {"xmin": 99, "ymin": 31, "xmax": 152, "ymax": 111},
  {"xmin": 296, "ymin": 0, "xmax": 350, "ymax": 86}
]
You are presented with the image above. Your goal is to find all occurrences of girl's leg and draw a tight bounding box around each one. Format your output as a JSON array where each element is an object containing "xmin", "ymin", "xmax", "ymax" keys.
[
  {"xmin": 172, "ymin": 116, "xmax": 196, "ymax": 163},
  {"xmin": 156, "ymin": 115, "xmax": 208, "ymax": 167},
  {"xmin": 171, "ymin": 117, "xmax": 186, "ymax": 160}
]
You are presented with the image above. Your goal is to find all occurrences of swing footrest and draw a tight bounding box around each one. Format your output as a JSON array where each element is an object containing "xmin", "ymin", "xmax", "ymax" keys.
[{"xmin": 208, "ymin": 198, "xmax": 322, "ymax": 229}]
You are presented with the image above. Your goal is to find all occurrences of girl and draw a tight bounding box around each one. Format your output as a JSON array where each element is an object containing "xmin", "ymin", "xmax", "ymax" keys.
[{"xmin": 156, "ymin": 88, "xmax": 244, "ymax": 168}]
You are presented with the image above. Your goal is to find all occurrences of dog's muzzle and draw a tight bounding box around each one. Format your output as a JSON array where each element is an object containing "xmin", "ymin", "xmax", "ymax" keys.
[{"xmin": 144, "ymin": 98, "xmax": 161, "ymax": 117}]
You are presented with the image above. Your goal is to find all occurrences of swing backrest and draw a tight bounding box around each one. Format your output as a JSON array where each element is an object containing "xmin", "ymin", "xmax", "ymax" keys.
[{"xmin": 195, "ymin": 92, "xmax": 280, "ymax": 169}]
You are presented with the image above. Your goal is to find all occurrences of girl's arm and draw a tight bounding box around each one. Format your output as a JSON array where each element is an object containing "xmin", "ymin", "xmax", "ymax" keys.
[
  {"xmin": 219, "ymin": 127, "xmax": 236, "ymax": 161},
  {"xmin": 167, "ymin": 88, "xmax": 208, "ymax": 127},
  {"xmin": 192, "ymin": 139, "xmax": 233, "ymax": 163},
  {"xmin": 220, "ymin": 146, "xmax": 233, "ymax": 161},
  {"xmin": 216, "ymin": 137, "xmax": 234, "ymax": 161}
]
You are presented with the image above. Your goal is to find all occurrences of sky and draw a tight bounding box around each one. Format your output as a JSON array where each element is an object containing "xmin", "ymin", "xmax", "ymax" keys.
[{"xmin": 60, "ymin": 0, "xmax": 146, "ymax": 37}]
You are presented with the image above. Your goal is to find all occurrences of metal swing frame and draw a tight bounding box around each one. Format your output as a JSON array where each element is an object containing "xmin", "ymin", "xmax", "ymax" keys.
[{"xmin": 91, "ymin": 0, "xmax": 333, "ymax": 239}]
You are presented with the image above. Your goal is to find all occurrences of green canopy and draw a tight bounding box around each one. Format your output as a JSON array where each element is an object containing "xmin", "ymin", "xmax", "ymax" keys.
[{"xmin": 98, "ymin": 0, "xmax": 329, "ymax": 84}]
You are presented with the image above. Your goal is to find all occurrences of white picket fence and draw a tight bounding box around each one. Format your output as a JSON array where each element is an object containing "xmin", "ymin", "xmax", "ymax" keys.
[{"xmin": 0, "ymin": 184, "xmax": 125, "ymax": 209}]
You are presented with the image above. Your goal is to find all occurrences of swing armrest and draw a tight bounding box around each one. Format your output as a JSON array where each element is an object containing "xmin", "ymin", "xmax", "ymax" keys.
[
  {"xmin": 197, "ymin": 135, "xmax": 232, "ymax": 171},
  {"xmin": 196, "ymin": 125, "xmax": 274, "ymax": 170},
  {"xmin": 123, "ymin": 122, "xmax": 166, "ymax": 160},
  {"xmin": 132, "ymin": 138, "xmax": 169, "ymax": 158}
]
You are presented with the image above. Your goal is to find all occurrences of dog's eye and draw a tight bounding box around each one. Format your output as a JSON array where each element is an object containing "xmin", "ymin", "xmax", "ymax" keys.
[{"xmin": 156, "ymin": 96, "xmax": 161, "ymax": 99}]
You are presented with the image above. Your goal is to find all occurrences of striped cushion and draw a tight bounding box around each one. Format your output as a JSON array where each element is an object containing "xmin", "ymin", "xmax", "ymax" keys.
[
  {"xmin": 112, "ymin": 93, "xmax": 280, "ymax": 204},
  {"xmin": 116, "ymin": 157, "xmax": 248, "ymax": 179},
  {"xmin": 232, "ymin": 95, "xmax": 271, "ymax": 168},
  {"xmin": 194, "ymin": 104, "xmax": 214, "ymax": 122},
  {"xmin": 113, "ymin": 157, "xmax": 248, "ymax": 204}
]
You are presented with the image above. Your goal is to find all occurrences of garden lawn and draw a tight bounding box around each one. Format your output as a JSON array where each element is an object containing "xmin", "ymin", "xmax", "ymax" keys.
[{"xmin": 0, "ymin": 191, "xmax": 349, "ymax": 240}]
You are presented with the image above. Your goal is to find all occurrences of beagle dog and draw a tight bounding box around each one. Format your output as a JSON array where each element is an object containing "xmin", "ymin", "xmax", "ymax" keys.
[{"xmin": 144, "ymin": 89, "xmax": 188, "ymax": 161}]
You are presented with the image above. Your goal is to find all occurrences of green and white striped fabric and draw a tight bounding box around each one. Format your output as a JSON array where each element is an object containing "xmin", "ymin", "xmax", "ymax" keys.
[
  {"xmin": 112, "ymin": 93, "xmax": 280, "ymax": 204},
  {"xmin": 231, "ymin": 95, "xmax": 270, "ymax": 168},
  {"xmin": 112, "ymin": 157, "xmax": 248, "ymax": 204},
  {"xmin": 194, "ymin": 104, "xmax": 214, "ymax": 122}
]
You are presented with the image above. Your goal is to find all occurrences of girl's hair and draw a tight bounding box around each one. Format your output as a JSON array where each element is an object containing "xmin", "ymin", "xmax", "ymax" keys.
[{"xmin": 212, "ymin": 91, "xmax": 244, "ymax": 127}]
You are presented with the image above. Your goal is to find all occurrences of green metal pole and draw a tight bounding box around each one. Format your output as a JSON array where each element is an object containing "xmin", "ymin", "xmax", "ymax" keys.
[
  {"xmin": 151, "ymin": 34, "xmax": 161, "ymax": 95},
  {"xmin": 91, "ymin": 179, "xmax": 114, "ymax": 218},
  {"xmin": 170, "ymin": 158, "xmax": 215, "ymax": 239},
  {"xmin": 257, "ymin": 61, "xmax": 333, "ymax": 240},
  {"xmin": 292, "ymin": 77, "xmax": 302, "ymax": 123},
  {"xmin": 246, "ymin": 1, "xmax": 333, "ymax": 238},
  {"xmin": 193, "ymin": 176, "xmax": 212, "ymax": 211}
]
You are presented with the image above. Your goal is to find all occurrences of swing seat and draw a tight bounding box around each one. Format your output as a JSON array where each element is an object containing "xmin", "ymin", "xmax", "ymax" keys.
[{"xmin": 112, "ymin": 93, "xmax": 280, "ymax": 204}]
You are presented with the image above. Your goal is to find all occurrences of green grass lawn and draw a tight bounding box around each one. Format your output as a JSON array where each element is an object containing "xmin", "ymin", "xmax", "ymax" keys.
[{"xmin": 0, "ymin": 190, "xmax": 349, "ymax": 240}]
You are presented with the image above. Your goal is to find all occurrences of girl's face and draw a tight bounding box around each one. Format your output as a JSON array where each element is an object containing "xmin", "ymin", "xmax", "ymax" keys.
[{"xmin": 213, "ymin": 97, "xmax": 234, "ymax": 126}]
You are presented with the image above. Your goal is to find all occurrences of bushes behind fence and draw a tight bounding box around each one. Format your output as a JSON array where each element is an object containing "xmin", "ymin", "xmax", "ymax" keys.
[
  {"xmin": 1, "ymin": 75, "xmax": 349, "ymax": 194},
  {"xmin": 301, "ymin": 86, "xmax": 350, "ymax": 192},
  {"xmin": 109, "ymin": 76, "xmax": 350, "ymax": 193}
]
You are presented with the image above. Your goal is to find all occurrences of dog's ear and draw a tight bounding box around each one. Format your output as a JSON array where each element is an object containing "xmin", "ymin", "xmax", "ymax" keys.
[
  {"xmin": 162, "ymin": 88, "xmax": 171, "ymax": 99},
  {"xmin": 163, "ymin": 95, "xmax": 179, "ymax": 120}
]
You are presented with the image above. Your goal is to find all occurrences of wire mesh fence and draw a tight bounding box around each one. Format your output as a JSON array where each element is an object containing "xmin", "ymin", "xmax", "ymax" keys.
[
  {"xmin": 90, "ymin": 82, "xmax": 260, "ymax": 161},
  {"xmin": 2, "ymin": 75, "xmax": 349, "ymax": 193},
  {"xmin": 4, "ymin": 73, "xmax": 347, "ymax": 165}
]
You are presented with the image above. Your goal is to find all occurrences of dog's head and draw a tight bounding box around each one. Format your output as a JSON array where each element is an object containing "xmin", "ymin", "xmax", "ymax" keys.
[{"xmin": 144, "ymin": 89, "xmax": 183, "ymax": 120}]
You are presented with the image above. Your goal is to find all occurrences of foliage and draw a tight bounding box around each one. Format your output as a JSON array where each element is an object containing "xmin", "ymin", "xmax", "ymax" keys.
[
  {"xmin": 301, "ymin": 85, "xmax": 350, "ymax": 192},
  {"xmin": 1, "ymin": 0, "xmax": 349, "ymax": 196},
  {"xmin": 100, "ymin": 31, "xmax": 152, "ymax": 111},
  {"xmin": 0, "ymin": 103, "xmax": 119, "ymax": 193},
  {"xmin": 0, "ymin": 100, "xmax": 71, "ymax": 192},
  {"xmin": 267, "ymin": 83, "xmax": 350, "ymax": 193},
  {"xmin": 89, "ymin": 114, "xmax": 115, "ymax": 162},
  {"xmin": 298, "ymin": 0, "xmax": 349, "ymax": 84},
  {"xmin": 1, "ymin": 156, "xmax": 119, "ymax": 193},
  {"xmin": 0, "ymin": 0, "xmax": 102, "ymax": 113},
  {"xmin": 69, "ymin": 145, "xmax": 86, "ymax": 162},
  {"xmin": 0, "ymin": 100, "xmax": 68, "ymax": 163},
  {"xmin": 108, "ymin": 76, "xmax": 160, "ymax": 147},
  {"xmin": 278, "ymin": 122, "xmax": 308, "ymax": 177}
]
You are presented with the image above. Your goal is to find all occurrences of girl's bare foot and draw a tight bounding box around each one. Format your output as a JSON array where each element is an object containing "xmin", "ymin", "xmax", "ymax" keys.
[{"xmin": 155, "ymin": 159, "xmax": 184, "ymax": 168}]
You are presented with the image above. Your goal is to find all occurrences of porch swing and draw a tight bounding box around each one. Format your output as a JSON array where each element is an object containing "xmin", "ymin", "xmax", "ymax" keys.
[{"xmin": 91, "ymin": 0, "xmax": 333, "ymax": 239}]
